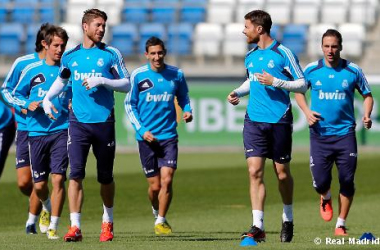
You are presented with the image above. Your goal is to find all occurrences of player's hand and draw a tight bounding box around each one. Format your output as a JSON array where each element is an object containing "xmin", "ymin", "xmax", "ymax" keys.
[
  {"xmin": 227, "ymin": 91, "xmax": 240, "ymax": 105},
  {"xmin": 256, "ymin": 70, "xmax": 274, "ymax": 86},
  {"xmin": 143, "ymin": 131, "xmax": 157, "ymax": 143},
  {"xmin": 306, "ymin": 110, "xmax": 321, "ymax": 126},
  {"xmin": 183, "ymin": 112, "xmax": 193, "ymax": 123},
  {"xmin": 28, "ymin": 100, "xmax": 42, "ymax": 112},
  {"xmin": 21, "ymin": 108, "xmax": 27, "ymax": 115},
  {"xmin": 68, "ymin": 99, "xmax": 72, "ymax": 110},
  {"xmin": 363, "ymin": 116, "xmax": 372, "ymax": 129},
  {"xmin": 42, "ymin": 98, "xmax": 58, "ymax": 120},
  {"xmin": 82, "ymin": 77, "xmax": 104, "ymax": 90}
]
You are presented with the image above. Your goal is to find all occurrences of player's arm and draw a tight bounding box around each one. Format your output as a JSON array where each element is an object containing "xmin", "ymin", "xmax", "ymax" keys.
[
  {"xmin": 228, "ymin": 78, "xmax": 250, "ymax": 105},
  {"xmin": 294, "ymin": 92, "xmax": 320, "ymax": 126},
  {"xmin": 124, "ymin": 73, "xmax": 151, "ymax": 139},
  {"xmin": 361, "ymin": 93, "xmax": 373, "ymax": 129},
  {"xmin": 256, "ymin": 70, "xmax": 307, "ymax": 93},
  {"xmin": 43, "ymin": 76, "xmax": 67, "ymax": 120},
  {"xmin": 176, "ymin": 70, "xmax": 192, "ymax": 123},
  {"xmin": 83, "ymin": 76, "xmax": 131, "ymax": 93},
  {"xmin": 13, "ymin": 71, "xmax": 39, "ymax": 112},
  {"xmin": 1, "ymin": 60, "xmax": 24, "ymax": 113}
]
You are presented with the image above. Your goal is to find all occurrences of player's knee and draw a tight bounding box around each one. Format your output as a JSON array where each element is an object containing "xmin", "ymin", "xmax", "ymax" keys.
[
  {"xmin": 33, "ymin": 181, "xmax": 48, "ymax": 193},
  {"xmin": 313, "ymin": 179, "xmax": 330, "ymax": 195},
  {"xmin": 277, "ymin": 171, "xmax": 291, "ymax": 182},
  {"xmin": 248, "ymin": 167, "xmax": 263, "ymax": 180},
  {"xmin": 51, "ymin": 174, "xmax": 65, "ymax": 188},
  {"xmin": 17, "ymin": 177, "xmax": 33, "ymax": 193},
  {"xmin": 340, "ymin": 180, "xmax": 355, "ymax": 197},
  {"xmin": 150, "ymin": 183, "xmax": 161, "ymax": 193},
  {"xmin": 98, "ymin": 175, "xmax": 113, "ymax": 185}
]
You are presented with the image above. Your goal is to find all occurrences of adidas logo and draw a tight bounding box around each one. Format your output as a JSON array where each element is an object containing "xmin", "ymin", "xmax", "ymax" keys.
[
  {"xmin": 248, "ymin": 62, "xmax": 253, "ymax": 68},
  {"xmin": 34, "ymin": 77, "xmax": 42, "ymax": 83},
  {"xmin": 315, "ymin": 81, "xmax": 322, "ymax": 86},
  {"xmin": 72, "ymin": 61, "xmax": 78, "ymax": 67},
  {"xmin": 142, "ymin": 82, "xmax": 150, "ymax": 88}
]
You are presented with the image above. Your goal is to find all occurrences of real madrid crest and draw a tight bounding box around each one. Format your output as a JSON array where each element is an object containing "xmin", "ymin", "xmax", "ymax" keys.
[
  {"xmin": 97, "ymin": 58, "xmax": 104, "ymax": 67},
  {"xmin": 342, "ymin": 79, "xmax": 348, "ymax": 88},
  {"xmin": 267, "ymin": 60, "xmax": 274, "ymax": 69}
]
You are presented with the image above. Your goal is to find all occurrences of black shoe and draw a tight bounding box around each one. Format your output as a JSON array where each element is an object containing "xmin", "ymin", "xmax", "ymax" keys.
[
  {"xmin": 280, "ymin": 221, "xmax": 294, "ymax": 242},
  {"xmin": 241, "ymin": 225, "xmax": 266, "ymax": 242}
]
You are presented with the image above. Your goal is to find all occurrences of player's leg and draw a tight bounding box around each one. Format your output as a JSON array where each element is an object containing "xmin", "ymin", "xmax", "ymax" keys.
[
  {"xmin": 92, "ymin": 122, "xmax": 116, "ymax": 242},
  {"xmin": 47, "ymin": 131, "xmax": 68, "ymax": 239},
  {"xmin": 334, "ymin": 133, "xmax": 357, "ymax": 236},
  {"xmin": 241, "ymin": 120, "xmax": 268, "ymax": 242},
  {"xmin": 147, "ymin": 175, "xmax": 160, "ymax": 218},
  {"xmin": 310, "ymin": 134, "xmax": 335, "ymax": 223},
  {"xmin": 16, "ymin": 130, "xmax": 43, "ymax": 233},
  {"xmin": 64, "ymin": 122, "xmax": 91, "ymax": 242},
  {"xmin": 0, "ymin": 119, "xmax": 15, "ymax": 178}
]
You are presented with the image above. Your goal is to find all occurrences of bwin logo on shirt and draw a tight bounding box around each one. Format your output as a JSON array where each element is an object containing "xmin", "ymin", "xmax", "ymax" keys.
[
  {"xmin": 146, "ymin": 92, "xmax": 173, "ymax": 102},
  {"xmin": 37, "ymin": 87, "xmax": 48, "ymax": 97},
  {"xmin": 74, "ymin": 70, "xmax": 102, "ymax": 81},
  {"xmin": 318, "ymin": 90, "xmax": 346, "ymax": 100},
  {"xmin": 248, "ymin": 72, "xmax": 258, "ymax": 82}
]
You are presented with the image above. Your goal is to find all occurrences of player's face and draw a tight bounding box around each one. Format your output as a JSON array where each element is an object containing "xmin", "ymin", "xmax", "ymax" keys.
[
  {"xmin": 46, "ymin": 36, "xmax": 66, "ymax": 62},
  {"xmin": 84, "ymin": 17, "xmax": 106, "ymax": 43},
  {"xmin": 145, "ymin": 45, "xmax": 166, "ymax": 71},
  {"xmin": 322, "ymin": 36, "xmax": 342, "ymax": 65},
  {"xmin": 243, "ymin": 19, "xmax": 260, "ymax": 44}
]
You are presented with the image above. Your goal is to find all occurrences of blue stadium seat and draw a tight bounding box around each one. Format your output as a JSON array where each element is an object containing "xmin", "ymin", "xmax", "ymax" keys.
[
  {"xmin": 271, "ymin": 24, "xmax": 282, "ymax": 42},
  {"xmin": 122, "ymin": 6, "xmax": 149, "ymax": 23},
  {"xmin": 111, "ymin": 23, "xmax": 138, "ymax": 56},
  {"xmin": 0, "ymin": 7, "xmax": 7, "ymax": 23},
  {"xmin": 151, "ymin": 6, "xmax": 176, "ymax": 24},
  {"xmin": 167, "ymin": 23, "xmax": 193, "ymax": 55},
  {"xmin": 180, "ymin": 5, "xmax": 206, "ymax": 24},
  {"xmin": 182, "ymin": 0, "xmax": 207, "ymax": 3},
  {"xmin": 11, "ymin": 7, "xmax": 36, "ymax": 24},
  {"xmin": 0, "ymin": 23, "xmax": 24, "ymax": 55},
  {"xmin": 14, "ymin": 0, "xmax": 38, "ymax": 4},
  {"xmin": 281, "ymin": 24, "xmax": 308, "ymax": 56},
  {"xmin": 139, "ymin": 23, "xmax": 166, "ymax": 53},
  {"xmin": 25, "ymin": 24, "xmax": 41, "ymax": 54},
  {"xmin": 40, "ymin": 7, "xmax": 55, "ymax": 23}
]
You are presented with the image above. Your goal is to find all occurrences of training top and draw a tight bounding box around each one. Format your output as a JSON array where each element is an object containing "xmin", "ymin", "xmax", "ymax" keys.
[
  {"xmin": 1, "ymin": 52, "xmax": 41, "ymax": 130},
  {"xmin": 59, "ymin": 43, "xmax": 129, "ymax": 123},
  {"xmin": 304, "ymin": 59, "xmax": 371, "ymax": 136},
  {"xmin": 245, "ymin": 40, "xmax": 304, "ymax": 124},
  {"xmin": 0, "ymin": 101, "xmax": 13, "ymax": 130},
  {"xmin": 14, "ymin": 60, "xmax": 71, "ymax": 136},
  {"xmin": 125, "ymin": 64, "xmax": 192, "ymax": 141}
]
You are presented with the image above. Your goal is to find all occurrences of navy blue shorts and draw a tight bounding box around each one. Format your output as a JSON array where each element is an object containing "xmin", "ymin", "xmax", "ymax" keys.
[
  {"xmin": 29, "ymin": 130, "xmax": 68, "ymax": 183},
  {"xmin": 138, "ymin": 136, "xmax": 178, "ymax": 178},
  {"xmin": 310, "ymin": 132, "xmax": 357, "ymax": 197},
  {"xmin": 0, "ymin": 119, "xmax": 16, "ymax": 176},
  {"xmin": 15, "ymin": 130, "xmax": 30, "ymax": 168},
  {"xmin": 68, "ymin": 121, "xmax": 115, "ymax": 184},
  {"xmin": 243, "ymin": 117, "xmax": 292, "ymax": 163}
]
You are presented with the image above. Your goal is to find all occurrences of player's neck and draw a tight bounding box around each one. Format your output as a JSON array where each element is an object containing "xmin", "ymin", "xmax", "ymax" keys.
[
  {"xmin": 82, "ymin": 36, "xmax": 97, "ymax": 49},
  {"xmin": 38, "ymin": 51, "xmax": 46, "ymax": 60},
  {"xmin": 45, "ymin": 57, "xmax": 59, "ymax": 66},
  {"xmin": 324, "ymin": 58, "xmax": 341, "ymax": 68},
  {"xmin": 257, "ymin": 35, "xmax": 274, "ymax": 49}
]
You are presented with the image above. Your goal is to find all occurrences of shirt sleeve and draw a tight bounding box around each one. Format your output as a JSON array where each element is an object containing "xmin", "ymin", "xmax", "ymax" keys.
[
  {"xmin": 13, "ymin": 70, "xmax": 32, "ymax": 109},
  {"xmin": 281, "ymin": 48, "xmax": 305, "ymax": 81},
  {"xmin": 1, "ymin": 60, "xmax": 23, "ymax": 108},
  {"xmin": 124, "ymin": 72, "xmax": 148, "ymax": 137},
  {"xmin": 58, "ymin": 54, "xmax": 71, "ymax": 80},
  {"xmin": 110, "ymin": 47, "xmax": 130, "ymax": 79},
  {"xmin": 176, "ymin": 69, "xmax": 192, "ymax": 113}
]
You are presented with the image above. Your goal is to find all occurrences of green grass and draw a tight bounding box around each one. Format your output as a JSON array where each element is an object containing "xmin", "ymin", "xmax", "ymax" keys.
[{"xmin": 0, "ymin": 150, "xmax": 379, "ymax": 250}]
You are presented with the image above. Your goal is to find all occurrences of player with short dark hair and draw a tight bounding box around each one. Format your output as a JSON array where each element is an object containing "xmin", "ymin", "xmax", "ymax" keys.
[
  {"xmin": 43, "ymin": 8, "xmax": 130, "ymax": 242},
  {"xmin": 125, "ymin": 36, "xmax": 192, "ymax": 235},
  {"xmin": 0, "ymin": 23, "xmax": 53, "ymax": 234},
  {"xmin": 14, "ymin": 25, "xmax": 69, "ymax": 240},
  {"xmin": 227, "ymin": 9, "xmax": 307, "ymax": 243},
  {"xmin": 295, "ymin": 29, "xmax": 373, "ymax": 236}
]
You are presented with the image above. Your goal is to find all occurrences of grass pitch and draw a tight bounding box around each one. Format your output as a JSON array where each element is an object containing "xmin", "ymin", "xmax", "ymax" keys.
[{"xmin": 0, "ymin": 150, "xmax": 379, "ymax": 250}]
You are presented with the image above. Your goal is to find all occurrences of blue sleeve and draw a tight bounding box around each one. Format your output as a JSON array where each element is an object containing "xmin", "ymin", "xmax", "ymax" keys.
[
  {"xmin": 1, "ymin": 60, "xmax": 23, "ymax": 108},
  {"xmin": 124, "ymin": 73, "xmax": 148, "ymax": 137},
  {"xmin": 59, "ymin": 54, "xmax": 71, "ymax": 80},
  {"xmin": 176, "ymin": 70, "xmax": 192, "ymax": 113},
  {"xmin": 355, "ymin": 68, "xmax": 371, "ymax": 95},
  {"xmin": 13, "ymin": 70, "xmax": 32, "ymax": 109},
  {"xmin": 282, "ymin": 49, "xmax": 304, "ymax": 80},
  {"xmin": 110, "ymin": 47, "xmax": 130, "ymax": 79}
]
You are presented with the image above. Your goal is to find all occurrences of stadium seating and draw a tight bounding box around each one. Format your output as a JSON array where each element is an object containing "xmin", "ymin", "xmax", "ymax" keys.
[
  {"xmin": 308, "ymin": 23, "xmax": 336, "ymax": 58},
  {"xmin": 167, "ymin": 23, "xmax": 193, "ymax": 55},
  {"xmin": 25, "ymin": 24, "xmax": 41, "ymax": 54},
  {"xmin": 293, "ymin": 0, "xmax": 321, "ymax": 24},
  {"xmin": 180, "ymin": 4, "xmax": 206, "ymax": 24},
  {"xmin": 223, "ymin": 23, "xmax": 247, "ymax": 57},
  {"xmin": 122, "ymin": 6, "xmax": 149, "ymax": 23},
  {"xmin": 11, "ymin": 6, "xmax": 36, "ymax": 24},
  {"xmin": 111, "ymin": 23, "xmax": 138, "ymax": 56},
  {"xmin": 193, "ymin": 23, "xmax": 223, "ymax": 56},
  {"xmin": 349, "ymin": 0, "xmax": 378, "ymax": 26},
  {"xmin": 0, "ymin": 23, "xmax": 24, "ymax": 55},
  {"xmin": 151, "ymin": 5, "xmax": 177, "ymax": 24},
  {"xmin": 265, "ymin": 1, "xmax": 291, "ymax": 25},
  {"xmin": 139, "ymin": 23, "xmax": 166, "ymax": 53},
  {"xmin": 339, "ymin": 23, "xmax": 366, "ymax": 58},
  {"xmin": 0, "ymin": 7, "xmax": 6, "ymax": 23},
  {"xmin": 207, "ymin": 0, "xmax": 235, "ymax": 24},
  {"xmin": 60, "ymin": 22, "xmax": 82, "ymax": 50},
  {"xmin": 281, "ymin": 24, "xmax": 308, "ymax": 56}
]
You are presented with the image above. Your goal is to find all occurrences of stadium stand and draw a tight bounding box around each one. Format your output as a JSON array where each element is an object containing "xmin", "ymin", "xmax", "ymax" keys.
[
  {"xmin": 0, "ymin": 23, "xmax": 24, "ymax": 55},
  {"xmin": 111, "ymin": 23, "xmax": 138, "ymax": 56},
  {"xmin": 139, "ymin": 23, "xmax": 166, "ymax": 53},
  {"xmin": 167, "ymin": 23, "xmax": 193, "ymax": 55}
]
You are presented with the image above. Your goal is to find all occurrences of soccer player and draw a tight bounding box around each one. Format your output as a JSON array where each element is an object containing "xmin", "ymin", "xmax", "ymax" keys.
[
  {"xmin": 227, "ymin": 10, "xmax": 307, "ymax": 243},
  {"xmin": 0, "ymin": 102, "xmax": 15, "ymax": 178},
  {"xmin": 14, "ymin": 25, "xmax": 69, "ymax": 240},
  {"xmin": 294, "ymin": 29, "xmax": 373, "ymax": 236},
  {"xmin": 125, "ymin": 37, "xmax": 192, "ymax": 235},
  {"xmin": 0, "ymin": 23, "xmax": 52, "ymax": 234},
  {"xmin": 42, "ymin": 9, "xmax": 130, "ymax": 242}
]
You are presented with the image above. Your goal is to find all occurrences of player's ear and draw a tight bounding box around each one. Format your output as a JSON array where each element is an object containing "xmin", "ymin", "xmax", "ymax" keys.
[
  {"xmin": 41, "ymin": 40, "xmax": 48, "ymax": 50},
  {"xmin": 82, "ymin": 23, "xmax": 88, "ymax": 32}
]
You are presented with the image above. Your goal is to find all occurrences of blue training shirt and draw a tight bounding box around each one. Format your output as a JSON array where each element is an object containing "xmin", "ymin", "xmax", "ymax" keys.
[
  {"xmin": 14, "ymin": 60, "xmax": 71, "ymax": 136},
  {"xmin": 59, "ymin": 43, "xmax": 129, "ymax": 123},
  {"xmin": 304, "ymin": 59, "xmax": 371, "ymax": 136},
  {"xmin": 0, "ymin": 101, "xmax": 13, "ymax": 130},
  {"xmin": 1, "ymin": 52, "xmax": 41, "ymax": 131},
  {"xmin": 125, "ymin": 64, "xmax": 192, "ymax": 141},
  {"xmin": 245, "ymin": 40, "xmax": 304, "ymax": 124}
]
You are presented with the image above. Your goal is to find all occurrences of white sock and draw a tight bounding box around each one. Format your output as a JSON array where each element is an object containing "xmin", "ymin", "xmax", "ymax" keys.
[
  {"xmin": 322, "ymin": 191, "xmax": 331, "ymax": 200},
  {"xmin": 282, "ymin": 204, "xmax": 293, "ymax": 222},
  {"xmin": 70, "ymin": 212, "xmax": 81, "ymax": 228},
  {"xmin": 155, "ymin": 215, "xmax": 166, "ymax": 225},
  {"xmin": 152, "ymin": 206, "xmax": 159, "ymax": 219},
  {"xmin": 102, "ymin": 204, "xmax": 114, "ymax": 223},
  {"xmin": 252, "ymin": 210, "xmax": 264, "ymax": 230},
  {"xmin": 41, "ymin": 198, "xmax": 51, "ymax": 212},
  {"xmin": 48, "ymin": 216, "xmax": 59, "ymax": 230},
  {"xmin": 336, "ymin": 217, "xmax": 345, "ymax": 228},
  {"xmin": 26, "ymin": 213, "xmax": 38, "ymax": 226}
]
